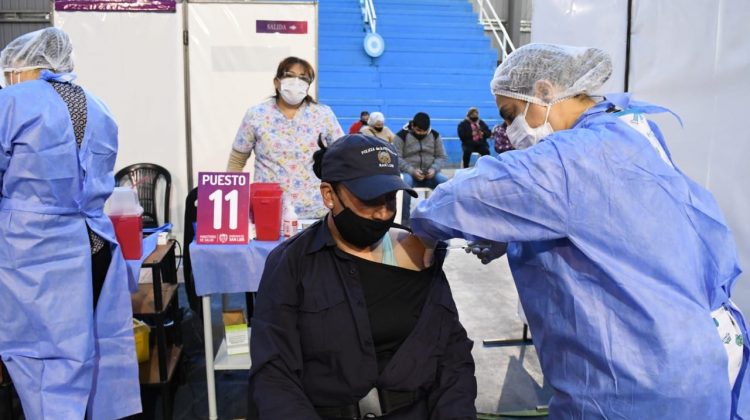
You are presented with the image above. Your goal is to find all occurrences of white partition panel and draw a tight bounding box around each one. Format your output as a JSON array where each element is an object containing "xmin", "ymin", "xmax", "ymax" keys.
[
  {"xmin": 629, "ymin": 1, "xmax": 750, "ymax": 312},
  {"xmin": 530, "ymin": 0, "xmax": 628, "ymax": 93},
  {"xmin": 187, "ymin": 2, "xmax": 318, "ymax": 181},
  {"xmin": 55, "ymin": 8, "xmax": 188, "ymax": 239},
  {"xmin": 532, "ymin": 0, "xmax": 750, "ymax": 312}
]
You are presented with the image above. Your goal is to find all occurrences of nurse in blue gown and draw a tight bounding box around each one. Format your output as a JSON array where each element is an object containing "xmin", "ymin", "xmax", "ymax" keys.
[
  {"xmin": 412, "ymin": 44, "xmax": 749, "ymax": 419},
  {"xmin": 0, "ymin": 28, "xmax": 140, "ymax": 419}
]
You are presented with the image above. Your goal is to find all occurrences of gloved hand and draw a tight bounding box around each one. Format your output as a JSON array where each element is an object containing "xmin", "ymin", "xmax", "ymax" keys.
[
  {"xmin": 418, "ymin": 235, "xmax": 438, "ymax": 268},
  {"xmin": 465, "ymin": 241, "xmax": 508, "ymax": 264}
]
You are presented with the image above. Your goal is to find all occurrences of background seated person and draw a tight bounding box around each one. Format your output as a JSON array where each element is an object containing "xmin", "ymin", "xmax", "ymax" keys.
[
  {"xmin": 359, "ymin": 111, "xmax": 395, "ymax": 143},
  {"xmin": 248, "ymin": 135, "xmax": 477, "ymax": 419},
  {"xmin": 349, "ymin": 110, "xmax": 369, "ymax": 134},
  {"xmin": 456, "ymin": 107, "xmax": 491, "ymax": 168},
  {"xmin": 491, "ymin": 122, "xmax": 514, "ymax": 154},
  {"xmin": 392, "ymin": 112, "xmax": 448, "ymax": 225}
]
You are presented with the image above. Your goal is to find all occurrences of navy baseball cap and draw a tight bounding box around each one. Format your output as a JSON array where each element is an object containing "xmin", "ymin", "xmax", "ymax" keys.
[{"xmin": 321, "ymin": 134, "xmax": 417, "ymax": 200}]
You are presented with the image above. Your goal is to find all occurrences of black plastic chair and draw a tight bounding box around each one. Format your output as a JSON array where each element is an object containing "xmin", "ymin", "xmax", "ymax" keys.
[
  {"xmin": 182, "ymin": 187, "xmax": 202, "ymax": 316},
  {"xmin": 115, "ymin": 163, "xmax": 171, "ymax": 229}
]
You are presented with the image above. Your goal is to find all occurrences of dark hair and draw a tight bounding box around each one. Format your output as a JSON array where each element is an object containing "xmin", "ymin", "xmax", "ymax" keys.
[
  {"xmin": 360, "ymin": 111, "xmax": 369, "ymax": 117},
  {"xmin": 412, "ymin": 112, "xmax": 430, "ymax": 130},
  {"xmin": 312, "ymin": 137, "xmax": 341, "ymax": 194},
  {"xmin": 273, "ymin": 56, "xmax": 317, "ymax": 104},
  {"xmin": 312, "ymin": 135, "xmax": 327, "ymax": 180}
]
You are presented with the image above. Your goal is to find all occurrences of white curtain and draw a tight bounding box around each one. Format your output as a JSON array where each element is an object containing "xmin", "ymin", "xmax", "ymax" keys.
[
  {"xmin": 56, "ymin": 7, "xmax": 189, "ymax": 238},
  {"xmin": 532, "ymin": 0, "xmax": 750, "ymax": 312}
]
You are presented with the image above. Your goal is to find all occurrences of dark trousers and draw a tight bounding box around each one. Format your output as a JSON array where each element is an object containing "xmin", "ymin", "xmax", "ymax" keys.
[
  {"xmin": 461, "ymin": 142, "xmax": 490, "ymax": 168},
  {"xmin": 400, "ymin": 172, "xmax": 449, "ymax": 226},
  {"xmin": 86, "ymin": 241, "xmax": 111, "ymax": 419},
  {"xmin": 91, "ymin": 244, "xmax": 111, "ymax": 311}
]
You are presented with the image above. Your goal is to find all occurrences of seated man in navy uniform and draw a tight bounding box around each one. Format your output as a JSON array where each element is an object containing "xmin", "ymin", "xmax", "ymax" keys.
[{"xmin": 248, "ymin": 135, "xmax": 477, "ymax": 419}]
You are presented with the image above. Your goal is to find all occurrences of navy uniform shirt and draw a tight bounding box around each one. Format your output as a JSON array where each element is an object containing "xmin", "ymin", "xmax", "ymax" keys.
[{"xmin": 248, "ymin": 218, "xmax": 477, "ymax": 419}]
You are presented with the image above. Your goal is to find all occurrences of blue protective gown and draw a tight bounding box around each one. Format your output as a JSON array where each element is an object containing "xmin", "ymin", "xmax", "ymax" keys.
[
  {"xmin": 0, "ymin": 76, "xmax": 141, "ymax": 419},
  {"xmin": 411, "ymin": 94, "xmax": 749, "ymax": 419}
]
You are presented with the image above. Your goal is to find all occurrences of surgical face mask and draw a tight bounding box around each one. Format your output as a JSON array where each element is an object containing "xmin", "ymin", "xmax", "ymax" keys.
[
  {"xmin": 5, "ymin": 71, "xmax": 21, "ymax": 86},
  {"xmin": 3, "ymin": 65, "xmax": 45, "ymax": 86},
  {"xmin": 332, "ymin": 199, "xmax": 395, "ymax": 248},
  {"xmin": 4, "ymin": 71, "xmax": 21, "ymax": 86},
  {"xmin": 505, "ymin": 102, "xmax": 554, "ymax": 149},
  {"xmin": 278, "ymin": 77, "xmax": 310, "ymax": 106}
]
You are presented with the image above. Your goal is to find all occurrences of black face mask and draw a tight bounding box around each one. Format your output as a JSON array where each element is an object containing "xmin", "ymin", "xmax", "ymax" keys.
[
  {"xmin": 469, "ymin": 116, "xmax": 479, "ymax": 122},
  {"xmin": 373, "ymin": 126, "xmax": 383, "ymax": 132},
  {"xmin": 333, "ymin": 206, "xmax": 395, "ymax": 248},
  {"xmin": 412, "ymin": 131, "xmax": 428, "ymax": 140}
]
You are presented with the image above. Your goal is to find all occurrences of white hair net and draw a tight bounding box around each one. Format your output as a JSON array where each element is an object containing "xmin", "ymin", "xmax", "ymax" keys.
[
  {"xmin": 1, "ymin": 28, "xmax": 74, "ymax": 73},
  {"xmin": 368, "ymin": 111, "xmax": 385, "ymax": 126},
  {"xmin": 490, "ymin": 43, "xmax": 612, "ymax": 106}
]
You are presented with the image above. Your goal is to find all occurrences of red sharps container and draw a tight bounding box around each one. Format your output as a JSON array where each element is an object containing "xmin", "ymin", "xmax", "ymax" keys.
[{"xmin": 107, "ymin": 186, "xmax": 144, "ymax": 259}]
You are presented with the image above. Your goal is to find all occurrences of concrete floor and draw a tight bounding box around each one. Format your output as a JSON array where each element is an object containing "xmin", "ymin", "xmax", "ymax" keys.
[
  {"xmin": 162, "ymin": 238, "xmax": 553, "ymax": 420},
  {"xmin": 443, "ymin": 239, "xmax": 553, "ymax": 416}
]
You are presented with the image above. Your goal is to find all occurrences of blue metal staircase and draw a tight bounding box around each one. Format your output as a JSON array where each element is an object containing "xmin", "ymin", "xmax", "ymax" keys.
[{"xmin": 318, "ymin": 0, "xmax": 502, "ymax": 167}]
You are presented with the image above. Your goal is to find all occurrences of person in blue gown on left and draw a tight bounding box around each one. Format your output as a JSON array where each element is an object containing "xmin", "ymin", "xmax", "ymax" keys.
[
  {"xmin": 0, "ymin": 28, "xmax": 141, "ymax": 419},
  {"xmin": 412, "ymin": 44, "xmax": 749, "ymax": 419}
]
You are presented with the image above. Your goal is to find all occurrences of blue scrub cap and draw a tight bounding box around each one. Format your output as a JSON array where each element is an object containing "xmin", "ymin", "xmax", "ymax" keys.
[
  {"xmin": 1, "ymin": 28, "xmax": 74, "ymax": 74},
  {"xmin": 490, "ymin": 43, "xmax": 612, "ymax": 106}
]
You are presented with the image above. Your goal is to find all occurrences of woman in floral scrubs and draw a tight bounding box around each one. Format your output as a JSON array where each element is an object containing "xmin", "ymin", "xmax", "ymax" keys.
[{"xmin": 227, "ymin": 56, "xmax": 344, "ymax": 219}]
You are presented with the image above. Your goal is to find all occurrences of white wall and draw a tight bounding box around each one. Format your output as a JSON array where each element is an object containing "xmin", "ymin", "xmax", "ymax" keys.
[
  {"xmin": 186, "ymin": 2, "xmax": 318, "ymax": 182},
  {"xmin": 531, "ymin": 0, "xmax": 750, "ymax": 313},
  {"xmin": 530, "ymin": 0, "xmax": 628, "ymax": 95},
  {"xmin": 55, "ymin": 7, "xmax": 188, "ymax": 238}
]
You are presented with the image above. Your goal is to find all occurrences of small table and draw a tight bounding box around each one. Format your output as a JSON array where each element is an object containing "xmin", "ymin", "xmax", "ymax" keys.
[
  {"xmin": 127, "ymin": 236, "xmax": 182, "ymax": 420},
  {"xmin": 189, "ymin": 239, "xmax": 282, "ymax": 420}
]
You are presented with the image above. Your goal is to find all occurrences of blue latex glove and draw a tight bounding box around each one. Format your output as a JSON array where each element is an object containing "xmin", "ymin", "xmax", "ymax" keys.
[{"xmin": 465, "ymin": 241, "xmax": 508, "ymax": 264}]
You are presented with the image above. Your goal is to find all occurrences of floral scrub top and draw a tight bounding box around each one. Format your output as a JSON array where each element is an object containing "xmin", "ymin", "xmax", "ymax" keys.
[{"xmin": 232, "ymin": 98, "xmax": 344, "ymax": 219}]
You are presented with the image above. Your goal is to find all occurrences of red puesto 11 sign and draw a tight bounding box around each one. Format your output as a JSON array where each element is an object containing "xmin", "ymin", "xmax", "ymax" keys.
[{"xmin": 196, "ymin": 172, "xmax": 250, "ymax": 245}]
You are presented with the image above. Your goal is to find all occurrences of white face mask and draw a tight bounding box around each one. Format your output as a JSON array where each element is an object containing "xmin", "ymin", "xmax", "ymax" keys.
[
  {"xmin": 4, "ymin": 71, "xmax": 22, "ymax": 87},
  {"xmin": 278, "ymin": 77, "xmax": 310, "ymax": 106},
  {"xmin": 3, "ymin": 65, "xmax": 46, "ymax": 87},
  {"xmin": 506, "ymin": 102, "xmax": 554, "ymax": 149}
]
